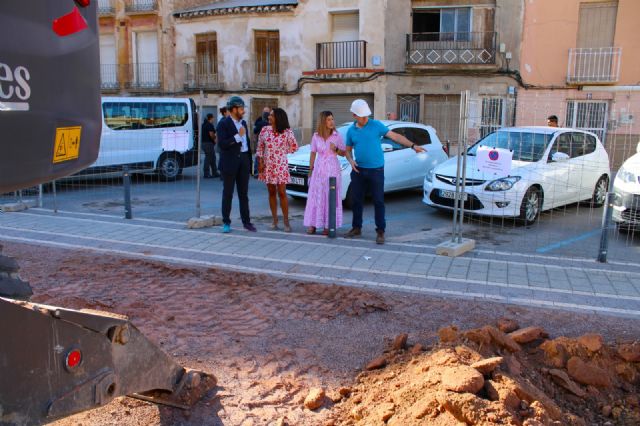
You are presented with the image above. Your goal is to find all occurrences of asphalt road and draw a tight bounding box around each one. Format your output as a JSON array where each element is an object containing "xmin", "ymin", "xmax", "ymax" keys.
[{"xmin": 3, "ymin": 165, "xmax": 638, "ymax": 264}]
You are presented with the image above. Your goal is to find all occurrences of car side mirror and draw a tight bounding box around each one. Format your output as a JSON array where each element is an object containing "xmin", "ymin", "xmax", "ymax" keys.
[
  {"xmin": 551, "ymin": 151, "xmax": 570, "ymax": 162},
  {"xmin": 381, "ymin": 143, "xmax": 394, "ymax": 152}
]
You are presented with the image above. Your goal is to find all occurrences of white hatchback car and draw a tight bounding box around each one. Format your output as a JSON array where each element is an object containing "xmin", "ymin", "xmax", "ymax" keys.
[
  {"xmin": 423, "ymin": 127, "xmax": 611, "ymax": 225},
  {"xmin": 286, "ymin": 121, "xmax": 448, "ymax": 206},
  {"xmin": 612, "ymin": 142, "xmax": 640, "ymax": 231}
]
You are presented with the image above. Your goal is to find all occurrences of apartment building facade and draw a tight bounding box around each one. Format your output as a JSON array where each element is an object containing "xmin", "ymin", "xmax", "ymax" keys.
[
  {"xmin": 98, "ymin": 0, "xmax": 523, "ymax": 145},
  {"xmin": 517, "ymin": 0, "xmax": 640, "ymax": 168}
]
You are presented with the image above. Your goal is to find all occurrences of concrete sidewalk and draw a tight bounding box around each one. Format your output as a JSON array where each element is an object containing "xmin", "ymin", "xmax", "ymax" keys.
[{"xmin": 1, "ymin": 208, "xmax": 639, "ymax": 318}]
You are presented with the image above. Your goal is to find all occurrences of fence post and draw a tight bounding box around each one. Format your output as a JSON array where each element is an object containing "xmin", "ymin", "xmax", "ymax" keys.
[
  {"xmin": 597, "ymin": 180, "xmax": 615, "ymax": 263},
  {"xmin": 328, "ymin": 176, "xmax": 336, "ymax": 238},
  {"xmin": 52, "ymin": 180, "xmax": 58, "ymax": 213},
  {"xmin": 195, "ymin": 118, "xmax": 202, "ymax": 219},
  {"xmin": 123, "ymin": 166, "xmax": 132, "ymax": 219}
]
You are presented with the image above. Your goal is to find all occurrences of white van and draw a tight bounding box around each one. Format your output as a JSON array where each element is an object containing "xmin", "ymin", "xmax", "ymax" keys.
[{"xmin": 75, "ymin": 97, "xmax": 199, "ymax": 180}]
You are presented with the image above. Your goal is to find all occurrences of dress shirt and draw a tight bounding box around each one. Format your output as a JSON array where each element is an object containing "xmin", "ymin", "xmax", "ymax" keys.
[{"xmin": 232, "ymin": 117, "xmax": 249, "ymax": 152}]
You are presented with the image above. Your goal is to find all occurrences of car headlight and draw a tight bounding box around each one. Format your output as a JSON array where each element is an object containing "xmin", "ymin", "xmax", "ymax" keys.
[
  {"xmin": 616, "ymin": 166, "xmax": 637, "ymax": 184},
  {"xmin": 426, "ymin": 169, "xmax": 435, "ymax": 183},
  {"xmin": 485, "ymin": 176, "xmax": 521, "ymax": 191}
]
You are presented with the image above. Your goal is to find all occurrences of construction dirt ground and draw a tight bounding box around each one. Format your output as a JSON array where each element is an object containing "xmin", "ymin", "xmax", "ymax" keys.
[{"xmin": 3, "ymin": 242, "xmax": 639, "ymax": 426}]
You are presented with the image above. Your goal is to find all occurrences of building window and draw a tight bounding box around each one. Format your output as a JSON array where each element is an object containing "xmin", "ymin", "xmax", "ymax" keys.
[
  {"xmin": 480, "ymin": 97, "xmax": 504, "ymax": 138},
  {"xmin": 565, "ymin": 101, "xmax": 608, "ymax": 144},
  {"xmin": 397, "ymin": 95, "xmax": 420, "ymax": 122},
  {"xmin": 413, "ymin": 8, "xmax": 471, "ymax": 41},
  {"xmin": 577, "ymin": 2, "xmax": 617, "ymax": 48},
  {"xmin": 196, "ymin": 33, "xmax": 218, "ymax": 76},
  {"xmin": 254, "ymin": 30, "xmax": 280, "ymax": 87}
]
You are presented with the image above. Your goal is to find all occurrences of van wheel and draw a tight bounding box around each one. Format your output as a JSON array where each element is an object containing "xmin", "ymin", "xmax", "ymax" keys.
[
  {"xmin": 158, "ymin": 153, "xmax": 182, "ymax": 181},
  {"xmin": 518, "ymin": 187, "xmax": 541, "ymax": 226}
]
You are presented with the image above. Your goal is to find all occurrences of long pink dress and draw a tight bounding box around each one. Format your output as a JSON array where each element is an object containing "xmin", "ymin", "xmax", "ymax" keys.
[{"xmin": 303, "ymin": 131, "xmax": 346, "ymax": 229}]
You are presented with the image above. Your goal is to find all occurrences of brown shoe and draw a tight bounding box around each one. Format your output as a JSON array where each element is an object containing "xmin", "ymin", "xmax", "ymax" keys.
[
  {"xmin": 376, "ymin": 230, "xmax": 385, "ymax": 245},
  {"xmin": 344, "ymin": 227, "xmax": 361, "ymax": 238}
]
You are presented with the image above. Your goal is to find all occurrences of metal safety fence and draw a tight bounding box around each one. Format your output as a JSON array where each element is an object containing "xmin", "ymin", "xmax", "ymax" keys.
[
  {"xmin": 1, "ymin": 91, "xmax": 638, "ymax": 264},
  {"xmin": 426, "ymin": 90, "xmax": 640, "ymax": 264}
]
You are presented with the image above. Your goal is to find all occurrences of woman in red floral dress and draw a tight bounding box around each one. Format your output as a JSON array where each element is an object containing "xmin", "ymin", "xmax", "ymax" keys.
[{"xmin": 257, "ymin": 108, "xmax": 298, "ymax": 232}]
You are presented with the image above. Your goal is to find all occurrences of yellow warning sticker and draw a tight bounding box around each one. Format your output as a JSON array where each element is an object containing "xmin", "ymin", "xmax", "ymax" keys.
[{"xmin": 53, "ymin": 126, "xmax": 82, "ymax": 163}]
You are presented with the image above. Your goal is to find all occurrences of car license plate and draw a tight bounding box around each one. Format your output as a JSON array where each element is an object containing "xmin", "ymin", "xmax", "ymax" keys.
[
  {"xmin": 289, "ymin": 176, "xmax": 305, "ymax": 186},
  {"xmin": 440, "ymin": 189, "xmax": 467, "ymax": 201}
]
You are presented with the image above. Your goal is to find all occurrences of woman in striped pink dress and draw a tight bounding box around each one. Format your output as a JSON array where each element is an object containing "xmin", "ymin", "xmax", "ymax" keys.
[{"xmin": 303, "ymin": 111, "xmax": 346, "ymax": 235}]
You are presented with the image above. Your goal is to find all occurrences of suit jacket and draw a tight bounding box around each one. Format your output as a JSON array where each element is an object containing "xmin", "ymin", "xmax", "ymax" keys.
[{"xmin": 216, "ymin": 116, "xmax": 252, "ymax": 172}]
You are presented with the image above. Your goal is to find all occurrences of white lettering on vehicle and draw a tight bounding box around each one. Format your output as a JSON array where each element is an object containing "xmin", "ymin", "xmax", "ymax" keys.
[{"xmin": 0, "ymin": 61, "xmax": 31, "ymax": 111}]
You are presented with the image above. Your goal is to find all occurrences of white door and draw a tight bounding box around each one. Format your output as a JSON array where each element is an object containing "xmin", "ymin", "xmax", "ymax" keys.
[
  {"xmin": 99, "ymin": 34, "xmax": 117, "ymax": 87},
  {"xmin": 132, "ymin": 31, "xmax": 158, "ymax": 87}
]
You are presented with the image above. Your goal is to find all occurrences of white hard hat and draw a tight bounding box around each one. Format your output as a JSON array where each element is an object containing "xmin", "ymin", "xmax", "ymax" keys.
[{"xmin": 350, "ymin": 99, "xmax": 372, "ymax": 118}]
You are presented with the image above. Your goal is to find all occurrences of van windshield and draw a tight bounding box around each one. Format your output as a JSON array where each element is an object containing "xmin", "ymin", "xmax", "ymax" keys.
[
  {"xmin": 468, "ymin": 131, "xmax": 552, "ymax": 162},
  {"xmin": 103, "ymin": 102, "xmax": 189, "ymax": 130}
]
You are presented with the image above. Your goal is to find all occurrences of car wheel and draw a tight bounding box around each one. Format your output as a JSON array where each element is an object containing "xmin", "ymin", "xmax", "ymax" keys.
[
  {"xmin": 343, "ymin": 184, "xmax": 353, "ymax": 210},
  {"xmin": 590, "ymin": 175, "xmax": 609, "ymax": 207},
  {"xmin": 519, "ymin": 187, "xmax": 541, "ymax": 226},
  {"xmin": 158, "ymin": 153, "xmax": 182, "ymax": 181}
]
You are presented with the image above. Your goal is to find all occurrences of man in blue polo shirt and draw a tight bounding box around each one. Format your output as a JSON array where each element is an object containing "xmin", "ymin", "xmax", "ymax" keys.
[{"xmin": 344, "ymin": 99, "xmax": 425, "ymax": 244}]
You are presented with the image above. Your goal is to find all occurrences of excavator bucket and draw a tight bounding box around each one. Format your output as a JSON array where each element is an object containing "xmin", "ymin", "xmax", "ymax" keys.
[{"xmin": 0, "ymin": 297, "xmax": 216, "ymax": 425}]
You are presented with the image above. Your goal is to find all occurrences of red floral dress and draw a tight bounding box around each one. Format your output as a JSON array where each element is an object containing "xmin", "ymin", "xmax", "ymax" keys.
[{"xmin": 257, "ymin": 126, "xmax": 298, "ymax": 185}]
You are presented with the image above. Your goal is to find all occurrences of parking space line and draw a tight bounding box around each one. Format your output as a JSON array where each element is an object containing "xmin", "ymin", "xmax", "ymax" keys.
[{"xmin": 535, "ymin": 229, "xmax": 602, "ymax": 253}]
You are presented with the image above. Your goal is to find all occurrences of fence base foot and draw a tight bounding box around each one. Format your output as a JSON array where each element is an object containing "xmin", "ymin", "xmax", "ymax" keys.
[
  {"xmin": 436, "ymin": 238, "xmax": 476, "ymax": 257},
  {"xmin": 0, "ymin": 202, "xmax": 31, "ymax": 213},
  {"xmin": 187, "ymin": 215, "xmax": 222, "ymax": 229}
]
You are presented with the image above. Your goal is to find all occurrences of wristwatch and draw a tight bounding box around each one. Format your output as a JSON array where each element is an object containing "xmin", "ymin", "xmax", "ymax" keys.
[{"xmin": 411, "ymin": 143, "xmax": 416, "ymax": 150}]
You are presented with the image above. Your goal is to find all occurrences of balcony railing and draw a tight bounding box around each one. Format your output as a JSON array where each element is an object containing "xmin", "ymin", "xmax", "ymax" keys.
[
  {"xmin": 567, "ymin": 47, "xmax": 621, "ymax": 84},
  {"xmin": 246, "ymin": 59, "xmax": 285, "ymax": 90},
  {"xmin": 125, "ymin": 0, "xmax": 158, "ymax": 13},
  {"xmin": 316, "ymin": 40, "xmax": 367, "ymax": 70},
  {"xmin": 406, "ymin": 32, "xmax": 497, "ymax": 65},
  {"xmin": 100, "ymin": 63, "xmax": 162, "ymax": 91},
  {"xmin": 97, "ymin": 0, "xmax": 115, "ymax": 15},
  {"xmin": 184, "ymin": 61, "xmax": 222, "ymax": 90}
]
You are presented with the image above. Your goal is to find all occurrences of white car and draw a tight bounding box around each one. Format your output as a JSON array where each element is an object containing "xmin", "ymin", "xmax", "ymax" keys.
[
  {"xmin": 612, "ymin": 142, "xmax": 640, "ymax": 231},
  {"xmin": 286, "ymin": 121, "xmax": 448, "ymax": 206},
  {"xmin": 423, "ymin": 127, "xmax": 611, "ymax": 225}
]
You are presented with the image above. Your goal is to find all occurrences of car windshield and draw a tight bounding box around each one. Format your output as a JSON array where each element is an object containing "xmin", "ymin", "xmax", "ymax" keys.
[{"xmin": 468, "ymin": 130, "xmax": 552, "ymax": 162}]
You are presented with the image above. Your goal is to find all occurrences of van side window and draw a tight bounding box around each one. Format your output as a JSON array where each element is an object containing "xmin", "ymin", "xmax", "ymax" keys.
[{"xmin": 103, "ymin": 102, "xmax": 188, "ymax": 130}]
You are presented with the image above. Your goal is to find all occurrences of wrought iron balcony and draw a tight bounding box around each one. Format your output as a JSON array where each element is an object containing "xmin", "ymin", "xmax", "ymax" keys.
[
  {"xmin": 567, "ymin": 47, "xmax": 621, "ymax": 84},
  {"xmin": 100, "ymin": 64, "xmax": 120, "ymax": 91},
  {"xmin": 316, "ymin": 40, "xmax": 367, "ymax": 70},
  {"xmin": 100, "ymin": 63, "xmax": 162, "ymax": 92},
  {"xmin": 246, "ymin": 59, "xmax": 286, "ymax": 90},
  {"xmin": 125, "ymin": 0, "xmax": 158, "ymax": 13},
  {"xmin": 97, "ymin": 0, "xmax": 115, "ymax": 15},
  {"xmin": 406, "ymin": 32, "xmax": 497, "ymax": 65},
  {"xmin": 184, "ymin": 61, "xmax": 222, "ymax": 90}
]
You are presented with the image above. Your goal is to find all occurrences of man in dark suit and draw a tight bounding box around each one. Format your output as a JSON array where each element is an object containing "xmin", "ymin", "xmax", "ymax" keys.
[{"xmin": 216, "ymin": 96, "xmax": 256, "ymax": 233}]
